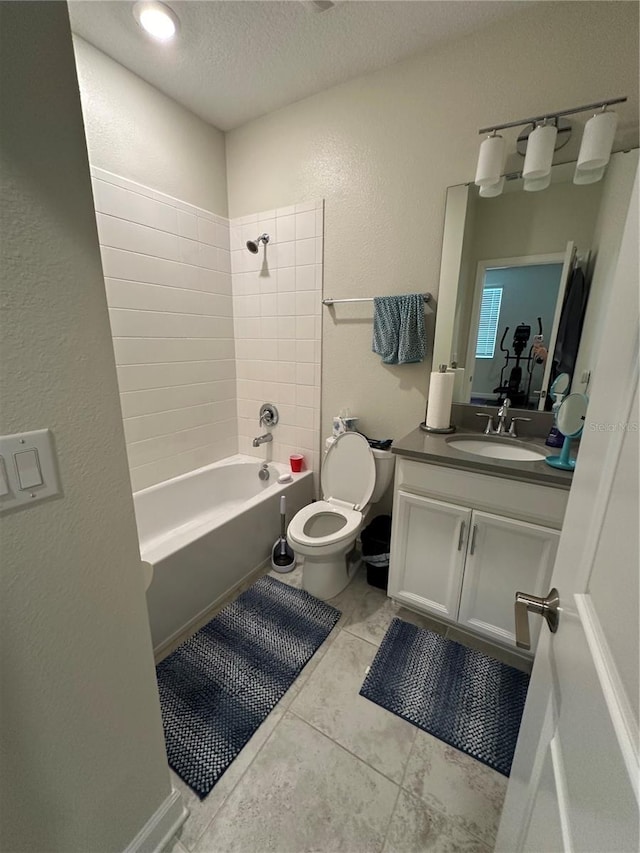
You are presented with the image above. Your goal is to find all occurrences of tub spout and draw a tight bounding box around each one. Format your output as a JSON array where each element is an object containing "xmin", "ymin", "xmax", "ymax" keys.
[{"xmin": 252, "ymin": 433, "xmax": 273, "ymax": 447}]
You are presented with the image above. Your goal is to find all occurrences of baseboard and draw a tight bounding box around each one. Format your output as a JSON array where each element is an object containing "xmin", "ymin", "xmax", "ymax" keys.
[
  {"xmin": 124, "ymin": 788, "xmax": 188, "ymax": 853},
  {"xmin": 153, "ymin": 557, "xmax": 271, "ymax": 663}
]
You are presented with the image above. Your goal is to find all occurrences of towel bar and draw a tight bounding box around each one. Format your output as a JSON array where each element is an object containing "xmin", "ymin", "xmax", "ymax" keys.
[{"xmin": 322, "ymin": 293, "xmax": 431, "ymax": 305}]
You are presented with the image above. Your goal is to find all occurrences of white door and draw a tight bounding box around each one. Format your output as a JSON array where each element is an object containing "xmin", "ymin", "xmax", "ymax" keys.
[
  {"xmin": 496, "ymin": 170, "xmax": 639, "ymax": 851},
  {"xmin": 458, "ymin": 511, "xmax": 559, "ymax": 651},
  {"xmin": 389, "ymin": 491, "xmax": 470, "ymax": 621}
]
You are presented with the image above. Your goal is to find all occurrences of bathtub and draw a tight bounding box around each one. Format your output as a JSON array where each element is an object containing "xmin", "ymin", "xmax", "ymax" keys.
[{"xmin": 135, "ymin": 454, "xmax": 314, "ymax": 656}]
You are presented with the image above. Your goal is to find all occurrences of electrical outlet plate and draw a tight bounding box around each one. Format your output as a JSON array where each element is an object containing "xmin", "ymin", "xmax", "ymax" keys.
[{"xmin": 0, "ymin": 429, "xmax": 61, "ymax": 513}]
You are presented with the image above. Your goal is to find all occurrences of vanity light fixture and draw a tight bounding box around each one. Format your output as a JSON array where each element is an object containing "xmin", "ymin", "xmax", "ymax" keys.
[
  {"xmin": 574, "ymin": 107, "xmax": 619, "ymax": 184},
  {"xmin": 133, "ymin": 1, "xmax": 179, "ymax": 42},
  {"xmin": 479, "ymin": 176, "xmax": 505, "ymax": 198},
  {"xmin": 474, "ymin": 131, "xmax": 505, "ymax": 189},
  {"xmin": 522, "ymin": 120, "xmax": 557, "ymax": 183},
  {"xmin": 475, "ymin": 96, "xmax": 626, "ymax": 196}
]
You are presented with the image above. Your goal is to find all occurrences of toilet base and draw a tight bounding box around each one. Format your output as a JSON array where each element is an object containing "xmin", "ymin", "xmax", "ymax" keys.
[{"xmin": 302, "ymin": 548, "xmax": 360, "ymax": 600}]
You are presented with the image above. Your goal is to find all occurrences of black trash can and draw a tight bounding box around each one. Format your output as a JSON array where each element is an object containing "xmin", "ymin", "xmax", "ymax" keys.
[{"xmin": 361, "ymin": 515, "xmax": 392, "ymax": 591}]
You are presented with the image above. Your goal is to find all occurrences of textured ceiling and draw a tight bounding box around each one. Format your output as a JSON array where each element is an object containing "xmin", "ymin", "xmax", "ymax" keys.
[{"xmin": 68, "ymin": 0, "xmax": 527, "ymax": 131}]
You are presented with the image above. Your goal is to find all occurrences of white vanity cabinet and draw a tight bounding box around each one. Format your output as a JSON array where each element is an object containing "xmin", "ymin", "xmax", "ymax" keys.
[{"xmin": 388, "ymin": 457, "xmax": 567, "ymax": 654}]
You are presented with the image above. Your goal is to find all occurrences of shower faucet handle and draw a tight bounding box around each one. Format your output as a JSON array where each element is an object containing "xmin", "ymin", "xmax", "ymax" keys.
[{"xmin": 259, "ymin": 403, "xmax": 279, "ymax": 427}]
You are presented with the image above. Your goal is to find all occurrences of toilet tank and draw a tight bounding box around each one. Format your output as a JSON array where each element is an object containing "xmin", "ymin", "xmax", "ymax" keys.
[{"xmin": 369, "ymin": 448, "xmax": 395, "ymax": 504}]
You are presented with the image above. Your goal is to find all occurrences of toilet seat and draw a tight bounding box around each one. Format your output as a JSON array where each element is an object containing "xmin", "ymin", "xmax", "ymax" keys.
[
  {"xmin": 288, "ymin": 433, "xmax": 376, "ymax": 551},
  {"xmin": 287, "ymin": 500, "xmax": 362, "ymax": 548}
]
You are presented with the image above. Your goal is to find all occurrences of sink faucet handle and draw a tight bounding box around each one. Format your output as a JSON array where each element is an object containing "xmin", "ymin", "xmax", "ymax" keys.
[
  {"xmin": 475, "ymin": 412, "xmax": 496, "ymax": 435},
  {"xmin": 508, "ymin": 416, "xmax": 532, "ymax": 437}
]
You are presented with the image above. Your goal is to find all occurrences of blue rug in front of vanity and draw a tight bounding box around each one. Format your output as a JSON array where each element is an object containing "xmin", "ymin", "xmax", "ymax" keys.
[
  {"xmin": 156, "ymin": 575, "xmax": 341, "ymax": 798},
  {"xmin": 360, "ymin": 618, "xmax": 529, "ymax": 777}
]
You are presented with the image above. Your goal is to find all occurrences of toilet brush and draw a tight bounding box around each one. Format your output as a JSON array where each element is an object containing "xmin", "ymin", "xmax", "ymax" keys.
[{"xmin": 271, "ymin": 495, "xmax": 296, "ymax": 572}]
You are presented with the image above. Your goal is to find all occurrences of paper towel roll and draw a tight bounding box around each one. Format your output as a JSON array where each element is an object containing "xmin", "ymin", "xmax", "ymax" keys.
[{"xmin": 426, "ymin": 370, "xmax": 455, "ymax": 429}]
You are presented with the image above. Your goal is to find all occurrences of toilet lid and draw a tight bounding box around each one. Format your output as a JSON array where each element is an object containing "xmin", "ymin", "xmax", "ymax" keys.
[{"xmin": 321, "ymin": 432, "xmax": 376, "ymax": 510}]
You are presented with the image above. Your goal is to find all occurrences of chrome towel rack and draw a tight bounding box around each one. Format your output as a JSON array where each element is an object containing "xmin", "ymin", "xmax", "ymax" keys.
[{"xmin": 322, "ymin": 293, "xmax": 431, "ymax": 306}]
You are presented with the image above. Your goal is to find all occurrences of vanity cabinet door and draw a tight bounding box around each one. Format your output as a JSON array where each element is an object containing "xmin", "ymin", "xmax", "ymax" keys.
[
  {"xmin": 389, "ymin": 491, "xmax": 470, "ymax": 621},
  {"xmin": 458, "ymin": 511, "xmax": 559, "ymax": 652}
]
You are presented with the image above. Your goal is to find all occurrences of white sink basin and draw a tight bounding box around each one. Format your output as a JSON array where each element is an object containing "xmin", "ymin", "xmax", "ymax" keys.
[{"xmin": 446, "ymin": 437, "xmax": 546, "ymax": 462}]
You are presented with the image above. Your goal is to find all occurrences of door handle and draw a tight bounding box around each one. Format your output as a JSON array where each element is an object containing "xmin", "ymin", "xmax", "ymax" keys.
[{"xmin": 514, "ymin": 588, "xmax": 560, "ymax": 650}]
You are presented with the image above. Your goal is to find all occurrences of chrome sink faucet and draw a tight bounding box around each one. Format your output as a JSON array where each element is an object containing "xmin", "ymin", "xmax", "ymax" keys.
[
  {"xmin": 496, "ymin": 398, "xmax": 511, "ymax": 434},
  {"xmin": 475, "ymin": 398, "xmax": 531, "ymax": 438}
]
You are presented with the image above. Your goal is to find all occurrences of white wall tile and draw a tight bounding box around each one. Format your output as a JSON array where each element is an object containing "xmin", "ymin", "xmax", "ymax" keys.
[
  {"xmin": 94, "ymin": 172, "xmax": 240, "ymax": 488},
  {"xmin": 105, "ymin": 279, "xmax": 232, "ymax": 317},
  {"xmin": 113, "ymin": 337, "xmax": 234, "ymax": 365},
  {"xmin": 276, "ymin": 241, "xmax": 296, "ymax": 269},
  {"xmin": 295, "ymin": 291, "xmax": 317, "ymax": 315},
  {"xmin": 101, "ymin": 247, "xmax": 201, "ymax": 291},
  {"xmin": 296, "ymin": 316, "xmax": 315, "ymax": 339},
  {"xmin": 277, "ymin": 292, "xmax": 296, "ymax": 316},
  {"xmin": 295, "ymin": 363, "xmax": 315, "ymax": 386},
  {"xmin": 295, "ymin": 211, "xmax": 316, "ymax": 241},
  {"xmin": 92, "ymin": 179, "xmax": 178, "ymax": 234},
  {"xmin": 230, "ymin": 200, "xmax": 324, "ymax": 472},
  {"xmin": 295, "ymin": 238, "xmax": 316, "ymax": 266},
  {"xmin": 276, "ymin": 215, "xmax": 295, "ymax": 243},
  {"xmin": 295, "ymin": 265, "xmax": 316, "ymax": 291},
  {"xmin": 108, "ymin": 308, "xmax": 233, "ymax": 339},
  {"xmin": 121, "ymin": 379, "xmax": 235, "ymax": 419},
  {"xmin": 117, "ymin": 360, "xmax": 235, "ymax": 393},
  {"xmin": 178, "ymin": 211, "xmax": 198, "ymax": 240},
  {"xmin": 277, "ymin": 267, "xmax": 296, "ymax": 292},
  {"xmin": 124, "ymin": 401, "xmax": 235, "ymax": 444},
  {"xmin": 96, "ymin": 213, "xmax": 180, "ymax": 261}
]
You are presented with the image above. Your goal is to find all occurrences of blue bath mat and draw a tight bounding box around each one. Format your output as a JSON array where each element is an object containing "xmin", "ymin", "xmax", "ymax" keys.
[
  {"xmin": 360, "ymin": 618, "xmax": 529, "ymax": 776},
  {"xmin": 156, "ymin": 575, "xmax": 341, "ymax": 798}
]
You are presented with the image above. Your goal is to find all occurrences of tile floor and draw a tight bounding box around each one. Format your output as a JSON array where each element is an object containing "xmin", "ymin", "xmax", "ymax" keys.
[{"xmin": 167, "ymin": 565, "xmax": 531, "ymax": 853}]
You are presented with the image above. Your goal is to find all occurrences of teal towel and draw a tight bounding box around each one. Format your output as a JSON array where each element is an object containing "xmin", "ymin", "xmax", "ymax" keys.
[{"xmin": 372, "ymin": 294, "xmax": 426, "ymax": 364}]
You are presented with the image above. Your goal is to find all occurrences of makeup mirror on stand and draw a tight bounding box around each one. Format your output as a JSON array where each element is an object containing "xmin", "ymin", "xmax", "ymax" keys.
[{"xmin": 545, "ymin": 392, "xmax": 588, "ymax": 470}]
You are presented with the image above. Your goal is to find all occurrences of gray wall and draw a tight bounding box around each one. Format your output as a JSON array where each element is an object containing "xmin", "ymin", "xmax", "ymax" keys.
[
  {"xmin": 73, "ymin": 36, "xmax": 229, "ymax": 216},
  {"xmin": 225, "ymin": 1, "xmax": 639, "ymax": 445},
  {"xmin": 0, "ymin": 3, "xmax": 171, "ymax": 850}
]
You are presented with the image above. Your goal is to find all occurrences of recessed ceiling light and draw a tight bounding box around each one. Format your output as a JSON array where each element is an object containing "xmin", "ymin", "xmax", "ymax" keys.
[{"xmin": 133, "ymin": 1, "xmax": 179, "ymax": 42}]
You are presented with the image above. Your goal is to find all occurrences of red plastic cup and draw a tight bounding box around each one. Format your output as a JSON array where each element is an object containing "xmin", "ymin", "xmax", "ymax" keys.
[{"xmin": 290, "ymin": 454, "xmax": 304, "ymax": 473}]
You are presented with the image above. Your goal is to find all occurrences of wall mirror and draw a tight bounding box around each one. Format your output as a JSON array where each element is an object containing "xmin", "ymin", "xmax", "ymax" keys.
[{"xmin": 433, "ymin": 150, "xmax": 638, "ymax": 410}]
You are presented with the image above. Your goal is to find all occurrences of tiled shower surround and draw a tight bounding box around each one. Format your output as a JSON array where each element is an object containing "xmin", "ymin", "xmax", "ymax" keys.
[
  {"xmin": 231, "ymin": 201, "xmax": 323, "ymax": 476},
  {"xmin": 92, "ymin": 168, "xmax": 322, "ymax": 491}
]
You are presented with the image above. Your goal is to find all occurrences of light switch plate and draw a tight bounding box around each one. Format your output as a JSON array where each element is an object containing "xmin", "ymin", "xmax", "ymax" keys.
[{"xmin": 0, "ymin": 429, "xmax": 61, "ymax": 512}]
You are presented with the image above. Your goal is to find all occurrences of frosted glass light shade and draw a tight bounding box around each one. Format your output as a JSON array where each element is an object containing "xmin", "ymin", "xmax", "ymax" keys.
[
  {"xmin": 524, "ymin": 173, "xmax": 552, "ymax": 192},
  {"xmin": 573, "ymin": 165, "xmax": 606, "ymax": 185},
  {"xmin": 577, "ymin": 111, "xmax": 618, "ymax": 171},
  {"xmin": 479, "ymin": 176, "xmax": 505, "ymax": 197},
  {"xmin": 475, "ymin": 134, "xmax": 505, "ymax": 187},
  {"xmin": 523, "ymin": 124, "xmax": 557, "ymax": 180}
]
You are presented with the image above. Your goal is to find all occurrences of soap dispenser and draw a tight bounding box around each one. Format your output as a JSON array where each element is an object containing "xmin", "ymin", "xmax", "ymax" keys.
[{"xmin": 545, "ymin": 373, "xmax": 571, "ymax": 448}]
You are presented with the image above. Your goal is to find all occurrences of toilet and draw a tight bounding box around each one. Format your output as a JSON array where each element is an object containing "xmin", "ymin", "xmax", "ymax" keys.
[{"xmin": 287, "ymin": 432, "xmax": 395, "ymax": 600}]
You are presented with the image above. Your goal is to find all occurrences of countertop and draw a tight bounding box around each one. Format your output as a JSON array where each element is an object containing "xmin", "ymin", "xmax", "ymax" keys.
[{"xmin": 392, "ymin": 426, "xmax": 574, "ymax": 490}]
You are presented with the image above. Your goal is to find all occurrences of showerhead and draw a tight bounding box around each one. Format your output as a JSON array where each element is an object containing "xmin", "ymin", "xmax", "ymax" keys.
[{"xmin": 246, "ymin": 232, "xmax": 270, "ymax": 254}]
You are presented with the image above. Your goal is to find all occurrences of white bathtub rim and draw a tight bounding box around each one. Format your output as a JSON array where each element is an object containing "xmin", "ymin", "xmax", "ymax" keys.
[
  {"xmin": 133, "ymin": 453, "xmax": 286, "ymax": 501},
  {"xmin": 136, "ymin": 456, "xmax": 312, "ymax": 566}
]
